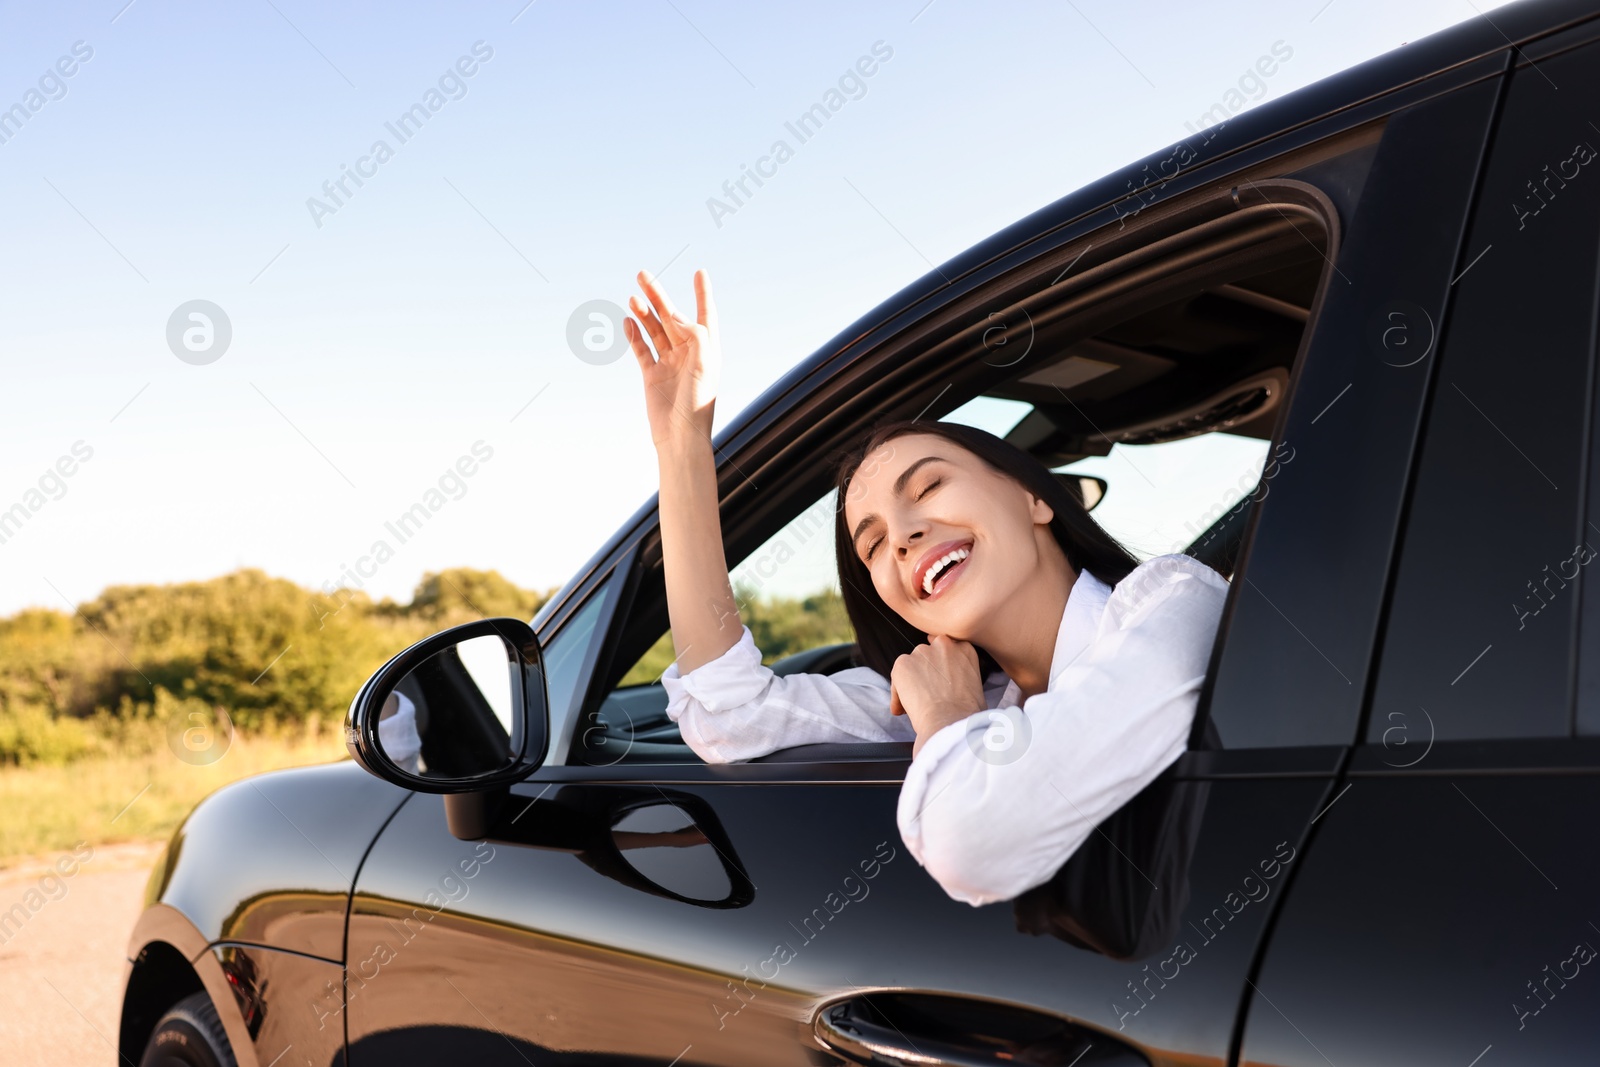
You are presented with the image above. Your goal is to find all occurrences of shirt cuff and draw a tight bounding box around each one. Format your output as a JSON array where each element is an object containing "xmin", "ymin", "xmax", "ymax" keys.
[{"xmin": 659, "ymin": 626, "xmax": 774, "ymax": 717}]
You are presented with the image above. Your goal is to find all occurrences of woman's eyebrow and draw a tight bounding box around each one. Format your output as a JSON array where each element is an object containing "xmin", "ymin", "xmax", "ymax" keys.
[
  {"xmin": 849, "ymin": 455, "xmax": 948, "ymax": 552},
  {"xmin": 850, "ymin": 514, "xmax": 877, "ymax": 555},
  {"xmin": 893, "ymin": 455, "xmax": 946, "ymax": 495}
]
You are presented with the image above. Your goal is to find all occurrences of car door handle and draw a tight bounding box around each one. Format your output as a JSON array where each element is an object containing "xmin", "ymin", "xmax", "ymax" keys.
[{"xmin": 814, "ymin": 993, "xmax": 1148, "ymax": 1067}]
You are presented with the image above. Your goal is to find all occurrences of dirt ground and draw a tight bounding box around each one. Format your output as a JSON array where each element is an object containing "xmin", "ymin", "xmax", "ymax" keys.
[{"xmin": 0, "ymin": 841, "xmax": 168, "ymax": 1066}]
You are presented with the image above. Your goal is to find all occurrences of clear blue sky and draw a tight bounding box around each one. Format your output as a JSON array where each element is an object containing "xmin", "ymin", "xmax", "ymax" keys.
[{"xmin": 0, "ymin": 0, "xmax": 1514, "ymax": 616}]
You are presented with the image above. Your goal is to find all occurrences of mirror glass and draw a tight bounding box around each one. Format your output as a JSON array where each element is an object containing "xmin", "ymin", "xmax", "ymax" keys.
[
  {"xmin": 1054, "ymin": 472, "xmax": 1106, "ymax": 512},
  {"xmin": 611, "ymin": 803, "xmax": 730, "ymax": 901},
  {"xmin": 376, "ymin": 634, "xmax": 519, "ymax": 780}
]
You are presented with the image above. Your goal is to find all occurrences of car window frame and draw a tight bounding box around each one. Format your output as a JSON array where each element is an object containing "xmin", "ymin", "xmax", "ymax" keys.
[
  {"xmin": 535, "ymin": 63, "xmax": 1510, "ymax": 784},
  {"xmin": 1193, "ymin": 75, "xmax": 1505, "ymax": 763},
  {"xmin": 1366, "ymin": 33, "xmax": 1600, "ymax": 746},
  {"xmin": 534, "ymin": 549, "xmax": 633, "ymax": 768},
  {"xmin": 559, "ymin": 214, "xmax": 1358, "ymax": 777}
]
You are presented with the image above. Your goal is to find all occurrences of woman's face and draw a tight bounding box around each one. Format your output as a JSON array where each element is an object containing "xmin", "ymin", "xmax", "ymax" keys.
[{"xmin": 843, "ymin": 433, "xmax": 1057, "ymax": 640}]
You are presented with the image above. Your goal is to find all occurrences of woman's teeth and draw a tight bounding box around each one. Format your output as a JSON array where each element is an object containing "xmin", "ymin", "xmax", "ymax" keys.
[{"xmin": 923, "ymin": 547, "xmax": 971, "ymax": 596}]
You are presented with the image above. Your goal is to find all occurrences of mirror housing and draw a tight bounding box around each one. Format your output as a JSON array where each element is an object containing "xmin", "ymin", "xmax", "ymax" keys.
[{"xmin": 344, "ymin": 617, "xmax": 549, "ymax": 795}]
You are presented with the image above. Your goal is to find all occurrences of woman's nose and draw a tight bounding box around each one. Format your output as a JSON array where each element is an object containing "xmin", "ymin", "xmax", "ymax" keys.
[{"xmin": 895, "ymin": 528, "xmax": 924, "ymax": 559}]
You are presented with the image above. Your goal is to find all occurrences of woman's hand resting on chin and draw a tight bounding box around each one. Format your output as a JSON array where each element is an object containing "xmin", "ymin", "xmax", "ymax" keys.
[{"xmin": 889, "ymin": 635, "xmax": 987, "ymax": 757}]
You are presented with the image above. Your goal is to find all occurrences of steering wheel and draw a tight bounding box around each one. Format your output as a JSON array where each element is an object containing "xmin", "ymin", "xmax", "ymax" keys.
[{"xmin": 768, "ymin": 641, "xmax": 862, "ymax": 678}]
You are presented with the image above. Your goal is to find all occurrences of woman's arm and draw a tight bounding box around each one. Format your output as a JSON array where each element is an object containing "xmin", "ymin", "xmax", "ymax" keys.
[
  {"xmin": 895, "ymin": 554, "xmax": 1229, "ymax": 906},
  {"xmin": 626, "ymin": 268, "xmax": 920, "ymax": 761},
  {"xmin": 625, "ymin": 269, "xmax": 741, "ymax": 675},
  {"xmin": 661, "ymin": 626, "xmax": 917, "ymax": 762},
  {"xmin": 624, "ymin": 268, "xmax": 980, "ymax": 764}
]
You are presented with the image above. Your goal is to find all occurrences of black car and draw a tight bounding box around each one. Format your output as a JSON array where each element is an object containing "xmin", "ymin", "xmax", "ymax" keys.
[{"xmin": 122, "ymin": 2, "xmax": 1600, "ymax": 1063}]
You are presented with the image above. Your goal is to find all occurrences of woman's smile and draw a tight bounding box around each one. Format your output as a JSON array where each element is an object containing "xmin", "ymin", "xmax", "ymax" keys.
[{"xmin": 915, "ymin": 539, "xmax": 973, "ymax": 599}]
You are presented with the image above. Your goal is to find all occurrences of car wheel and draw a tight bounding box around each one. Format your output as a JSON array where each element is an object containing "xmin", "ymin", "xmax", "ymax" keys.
[{"xmin": 137, "ymin": 991, "xmax": 237, "ymax": 1067}]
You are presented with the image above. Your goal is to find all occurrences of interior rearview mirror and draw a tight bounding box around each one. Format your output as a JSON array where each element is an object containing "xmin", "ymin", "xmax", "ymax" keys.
[
  {"xmin": 344, "ymin": 617, "xmax": 549, "ymax": 794},
  {"xmin": 1055, "ymin": 472, "xmax": 1107, "ymax": 512}
]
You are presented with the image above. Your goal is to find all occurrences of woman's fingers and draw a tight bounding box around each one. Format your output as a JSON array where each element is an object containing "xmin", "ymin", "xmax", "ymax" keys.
[
  {"xmin": 624, "ymin": 317, "xmax": 655, "ymax": 373},
  {"xmin": 889, "ymin": 683, "xmax": 905, "ymax": 716},
  {"xmin": 694, "ymin": 268, "xmax": 717, "ymax": 333},
  {"xmin": 628, "ymin": 293, "xmax": 672, "ymax": 358},
  {"xmin": 637, "ymin": 269, "xmax": 691, "ymax": 343}
]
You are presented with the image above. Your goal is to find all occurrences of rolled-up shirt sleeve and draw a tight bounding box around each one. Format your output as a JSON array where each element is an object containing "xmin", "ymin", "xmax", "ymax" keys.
[
  {"xmin": 661, "ymin": 625, "xmax": 916, "ymax": 763},
  {"xmin": 895, "ymin": 561, "xmax": 1229, "ymax": 906}
]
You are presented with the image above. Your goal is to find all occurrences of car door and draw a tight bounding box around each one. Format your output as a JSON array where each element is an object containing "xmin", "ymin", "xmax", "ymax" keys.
[
  {"xmin": 340, "ymin": 70, "xmax": 1498, "ymax": 1067},
  {"xmin": 1238, "ymin": 26, "xmax": 1600, "ymax": 1067}
]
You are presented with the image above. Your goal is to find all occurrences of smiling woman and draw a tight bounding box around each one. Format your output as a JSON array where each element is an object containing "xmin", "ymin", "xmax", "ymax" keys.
[
  {"xmin": 829, "ymin": 420, "xmax": 1146, "ymax": 711},
  {"xmin": 623, "ymin": 267, "xmax": 1232, "ymax": 906}
]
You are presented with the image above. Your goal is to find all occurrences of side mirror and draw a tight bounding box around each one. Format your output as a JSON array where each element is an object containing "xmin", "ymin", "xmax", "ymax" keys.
[{"xmin": 344, "ymin": 617, "xmax": 548, "ymax": 795}]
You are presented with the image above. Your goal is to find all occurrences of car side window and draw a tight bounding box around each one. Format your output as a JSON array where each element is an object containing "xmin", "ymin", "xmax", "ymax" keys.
[
  {"xmin": 585, "ymin": 419, "xmax": 1276, "ymax": 768},
  {"xmin": 1369, "ymin": 45, "xmax": 1600, "ymax": 744},
  {"xmin": 611, "ymin": 410, "xmax": 1280, "ymax": 707},
  {"xmin": 540, "ymin": 582, "xmax": 613, "ymax": 765},
  {"xmin": 948, "ymin": 396, "xmax": 1278, "ymax": 574},
  {"xmin": 582, "ymin": 161, "xmax": 1379, "ymax": 765},
  {"xmin": 727, "ymin": 491, "xmax": 855, "ymax": 661},
  {"xmin": 615, "ymin": 489, "xmax": 854, "ymax": 693}
]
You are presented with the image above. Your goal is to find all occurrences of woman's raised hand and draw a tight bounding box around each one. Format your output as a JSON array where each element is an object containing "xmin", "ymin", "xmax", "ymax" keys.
[
  {"xmin": 626, "ymin": 268, "xmax": 721, "ymax": 450},
  {"xmin": 630, "ymin": 267, "xmax": 738, "ymax": 673}
]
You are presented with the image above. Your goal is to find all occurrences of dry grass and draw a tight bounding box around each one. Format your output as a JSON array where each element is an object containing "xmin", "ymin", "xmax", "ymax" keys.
[{"xmin": 0, "ymin": 717, "xmax": 350, "ymax": 868}]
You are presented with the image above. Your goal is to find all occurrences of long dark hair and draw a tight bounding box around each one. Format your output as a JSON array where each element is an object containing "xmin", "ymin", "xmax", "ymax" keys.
[{"xmin": 831, "ymin": 420, "xmax": 1141, "ymax": 680}]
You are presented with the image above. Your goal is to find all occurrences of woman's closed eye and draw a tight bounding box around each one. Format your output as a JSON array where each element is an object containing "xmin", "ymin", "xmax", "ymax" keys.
[{"xmin": 864, "ymin": 479, "xmax": 943, "ymax": 561}]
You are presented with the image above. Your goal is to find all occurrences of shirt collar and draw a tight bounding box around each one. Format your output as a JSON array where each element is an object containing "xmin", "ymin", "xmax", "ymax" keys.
[{"xmin": 997, "ymin": 566, "xmax": 1114, "ymax": 707}]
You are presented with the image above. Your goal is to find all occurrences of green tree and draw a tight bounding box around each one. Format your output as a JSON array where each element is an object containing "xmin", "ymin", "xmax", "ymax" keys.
[
  {"xmin": 405, "ymin": 568, "xmax": 555, "ymax": 625},
  {"xmin": 0, "ymin": 565, "xmax": 857, "ymax": 765},
  {"xmin": 0, "ymin": 566, "xmax": 555, "ymax": 760}
]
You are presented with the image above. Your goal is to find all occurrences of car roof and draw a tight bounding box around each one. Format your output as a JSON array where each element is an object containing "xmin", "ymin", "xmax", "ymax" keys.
[
  {"xmin": 537, "ymin": 0, "xmax": 1598, "ymax": 632},
  {"xmin": 727, "ymin": 0, "xmax": 1593, "ymax": 447}
]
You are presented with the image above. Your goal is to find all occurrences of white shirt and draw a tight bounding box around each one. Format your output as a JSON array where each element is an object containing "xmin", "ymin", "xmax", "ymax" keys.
[
  {"xmin": 660, "ymin": 551, "xmax": 1230, "ymax": 906},
  {"xmin": 378, "ymin": 689, "xmax": 423, "ymax": 775}
]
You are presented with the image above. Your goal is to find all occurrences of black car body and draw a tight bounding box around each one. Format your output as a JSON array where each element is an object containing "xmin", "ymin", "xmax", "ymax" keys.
[{"xmin": 122, "ymin": 2, "xmax": 1600, "ymax": 1063}]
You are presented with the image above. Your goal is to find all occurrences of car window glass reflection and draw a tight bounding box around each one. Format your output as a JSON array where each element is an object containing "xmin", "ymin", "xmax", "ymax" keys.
[
  {"xmin": 376, "ymin": 636, "xmax": 516, "ymax": 780},
  {"xmin": 455, "ymin": 633, "xmax": 517, "ymax": 734},
  {"xmin": 541, "ymin": 585, "xmax": 612, "ymax": 759}
]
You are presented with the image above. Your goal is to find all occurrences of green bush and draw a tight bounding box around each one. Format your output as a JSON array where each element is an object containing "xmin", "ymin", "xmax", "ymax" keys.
[
  {"xmin": 0, "ymin": 704, "xmax": 97, "ymax": 766},
  {"xmin": 615, "ymin": 584, "xmax": 856, "ymax": 687},
  {"xmin": 0, "ymin": 565, "xmax": 853, "ymax": 767},
  {"xmin": 0, "ymin": 567, "xmax": 556, "ymax": 766}
]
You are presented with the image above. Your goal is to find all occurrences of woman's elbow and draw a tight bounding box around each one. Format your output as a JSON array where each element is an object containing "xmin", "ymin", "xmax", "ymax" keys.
[
  {"xmin": 913, "ymin": 813, "xmax": 1051, "ymax": 906},
  {"xmin": 673, "ymin": 716, "xmax": 738, "ymax": 764},
  {"xmin": 691, "ymin": 740, "xmax": 739, "ymax": 765}
]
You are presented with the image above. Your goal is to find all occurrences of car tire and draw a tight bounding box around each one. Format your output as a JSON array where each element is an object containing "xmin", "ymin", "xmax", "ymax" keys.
[{"xmin": 137, "ymin": 991, "xmax": 237, "ymax": 1067}]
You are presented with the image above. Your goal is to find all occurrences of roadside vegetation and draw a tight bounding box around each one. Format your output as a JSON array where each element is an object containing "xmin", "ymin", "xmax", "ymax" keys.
[{"xmin": 0, "ymin": 567, "xmax": 851, "ymax": 865}]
